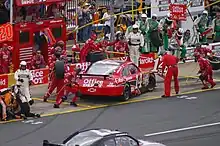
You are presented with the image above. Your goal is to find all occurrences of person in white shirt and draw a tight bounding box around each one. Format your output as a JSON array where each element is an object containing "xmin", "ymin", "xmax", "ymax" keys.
[
  {"xmin": 127, "ymin": 24, "xmax": 144, "ymax": 66},
  {"xmin": 102, "ymin": 9, "xmax": 111, "ymax": 35}
]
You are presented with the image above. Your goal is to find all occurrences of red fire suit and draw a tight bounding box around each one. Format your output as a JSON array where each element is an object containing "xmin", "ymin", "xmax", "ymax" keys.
[
  {"xmin": 194, "ymin": 47, "xmax": 212, "ymax": 58},
  {"xmin": 30, "ymin": 54, "xmax": 46, "ymax": 70},
  {"xmin": 162, "ymin": 53, "xmax": 179, "ymax": 97},
  {"xmin": 0, "ymin": 49, "xmax": 11, "ymax": 74},
  {"xmin": 63, "ymin": 72, "xmax": 79, "ymax": 105},
  {"xmin": 197, "ymin": 57, "xmax": 216, "ymax": 89},
  {"xmin": 43, "ymin": 60, "xmax": 68, "ymax": 107},
  {"xmin": 113, "ymin": 41, "xmax": 129, "ymax": 57},
  {"xmin": 80, "ymin": 39, "xmax": 100, "ymax": 62}
]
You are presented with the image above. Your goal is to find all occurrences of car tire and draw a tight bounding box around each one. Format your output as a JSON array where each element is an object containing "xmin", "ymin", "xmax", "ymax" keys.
[
  {"xmin": 120, "ymin": 84, "xmax": 131, "ymax": 101},
  {"xmin": 146, "ymin": 73, "xmax": 156, "ymax": 92}
]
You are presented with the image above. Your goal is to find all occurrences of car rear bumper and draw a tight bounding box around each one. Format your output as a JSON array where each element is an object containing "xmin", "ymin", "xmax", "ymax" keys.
[{"xmin": 79, "ymin": 86, "xmax": 124, "ymax": 96}]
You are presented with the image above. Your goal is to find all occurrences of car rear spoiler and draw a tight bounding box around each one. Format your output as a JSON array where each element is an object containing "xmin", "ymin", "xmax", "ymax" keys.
[
  {"xmin": 78, "ymin": 74, "xmax": 109, "ymax": 80},
  {"xmin": 43, "ymin": 140, "xmax": 64, "ymax": 146}
]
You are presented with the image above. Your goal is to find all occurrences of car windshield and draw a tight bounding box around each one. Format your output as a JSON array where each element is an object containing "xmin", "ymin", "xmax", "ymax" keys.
[
  {"xmin": 65, "ymin": 131, "xmax": 103, "ymax": 146},
  {"xmin": 86, "ymin": 61, "xmax": 120, "ymax": 75}
]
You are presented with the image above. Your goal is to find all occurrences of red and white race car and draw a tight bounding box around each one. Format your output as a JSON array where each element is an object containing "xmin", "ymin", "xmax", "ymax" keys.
[{"xmin": 76, "ymin": 59, "xmax": 156, "ymax": 101}]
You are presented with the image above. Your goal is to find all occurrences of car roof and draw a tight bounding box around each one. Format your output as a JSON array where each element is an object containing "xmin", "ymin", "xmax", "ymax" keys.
[
  {"xmin": 63, "ymin": 129, "xmax": 128, "ymax": 144},
  {"xmin": 95, "ymin": 59, "xmax": 125, "ymax": 65}
]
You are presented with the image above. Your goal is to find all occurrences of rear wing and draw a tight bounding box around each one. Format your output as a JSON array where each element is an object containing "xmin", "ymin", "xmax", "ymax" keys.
[
  {"xmin": 78, "ymin": 74, "xmax": 109, "ymax": 80},
  {"xmin": 43, "ymin": 140, "xmax": 63, "ymax": 146}
]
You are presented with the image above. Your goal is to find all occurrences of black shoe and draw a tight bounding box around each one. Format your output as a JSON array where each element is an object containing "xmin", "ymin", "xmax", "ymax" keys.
[
  {"xmin": 21, "ymin": 114, "xmax": 27, "ymax": 120},
  {"xmin": 43, "ymin": 98, "xmax": 47, "ymax": 102},
  {"xmin": 161, "ymin": 95, "xmax": 169, "ymax": 98},
  {"xmin": 176, "ymin": 92, "xmax": 179, "ymax": 94},
  {"xmin": 70, "ymin": 102, "xmax": 78, "ymax": 107},
  {"xmin": 53, "ymin": 104, "xmax": 60, "ymax": 108},
  {"xmin": 29, "ymin": 99, "xmax": 34, "ymax": 105},
  {"xmin": 35, "ymin": 114, "xmax": 41, "ymax": 118}
]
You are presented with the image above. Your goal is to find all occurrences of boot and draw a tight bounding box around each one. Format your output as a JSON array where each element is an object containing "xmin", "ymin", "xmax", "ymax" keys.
[
  {"xmin": 201, "ymin": 86, "xmax": 209, "ymax": 89},
  {"xmin": 34, "ymin": 114, "xmax": 41, "ymax": 118},
  {"xmin": 70, "ymin": 102, "xmax": 78, "ymax": 107},
  {"xmin": 53, "ymin": 104, "xmax": 59, "ymax": 108},
  {"xmin": 211, "ymin": 82, "xmax": 216, "ymax": 88}
]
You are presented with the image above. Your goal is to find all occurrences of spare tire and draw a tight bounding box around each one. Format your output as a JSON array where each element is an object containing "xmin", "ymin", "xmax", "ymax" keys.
[
  {"xmin": 208, "ymin": 56, "xmax": 220, "ymax": 70},
  {"xmin": 55, "ymin": 60, "xmax": 65, "ymax": 79}
]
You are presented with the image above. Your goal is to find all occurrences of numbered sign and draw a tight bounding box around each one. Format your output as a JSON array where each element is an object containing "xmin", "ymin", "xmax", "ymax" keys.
[{"xmin": 0, "ymin": 23, "xmax": 13, "ymax": 43}]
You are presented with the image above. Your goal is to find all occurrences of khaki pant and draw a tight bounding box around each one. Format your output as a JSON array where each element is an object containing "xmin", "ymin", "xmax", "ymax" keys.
[{"xmin": 129, "ymin": 45, "xmax": 140, "ymax": 66}]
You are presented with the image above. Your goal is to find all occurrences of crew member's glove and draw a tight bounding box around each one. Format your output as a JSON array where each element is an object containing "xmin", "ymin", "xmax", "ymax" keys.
[
  {"xmin": 128, "ymin": 41, "xmax": 132, "ymax": 45},
  {"xmin": 18, "ymin": 78, "xmax": 24, "ymax": 82},
  {"xmin": 29, "ymin": 99, "xmax": 34, "ymax": 105},
  {"xmin": 29, "ymin": 81, "xmax": 32, "ymax": 86}
]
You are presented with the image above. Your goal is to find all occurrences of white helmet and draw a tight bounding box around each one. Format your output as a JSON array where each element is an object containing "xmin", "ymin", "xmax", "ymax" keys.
[
  {"xmin": 167, "ymin": 13, "xmax": 171, "ymax": 17},
  {"xmin": 141, "ymin": 13, "xmax": 147, "ymax": 18},
  {"xmin": 202, "ymin": 10, "xmax": 208, "ymax": 15},
  {"xmin": 152, "ymin": 14, "xmax": 157, "ymax": 18},
  {"xmin": 20, "ymin": 61, "xmax": 27, "ymax": 66},
  {"xmin": 132, "ymin": 24, "xmax": 139, "ymax": 29},
  {"xmin": 178, "ymin": 28, "xmax": 184, "ymax": 34}
]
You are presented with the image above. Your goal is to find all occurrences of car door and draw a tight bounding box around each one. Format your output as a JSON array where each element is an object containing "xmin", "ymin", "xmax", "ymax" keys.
[
  {"xmin": 127, "ymin": 64, "xmax": 142, "ymax": 90},
  {"xmin": 98, "ymin": 137, "xmax": 117, "ymax": 146},
  {"xmin": 115, "ymin": 135, "xmax": 139, "ymax": 146}
]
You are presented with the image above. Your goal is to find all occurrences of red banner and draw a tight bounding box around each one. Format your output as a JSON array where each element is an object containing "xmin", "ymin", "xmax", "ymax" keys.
[
  {"xmin": 139, "ymin": 53, "xmax": 155, "ymax": 69},
  {"xmin": 0, "ymin": 23, "xmax": 13, "ymax": 43},
  {"xmin": 16, "ymin": 0, "xmax": 64, "ymax": 6},
  {"xmin": 169, "ymin": 3, "xmax": 187, "ymax": 21},
  {"xmin": 30, "ymin": 68, "xmax": 49, "ymax": 85},
  {"xmin": 0, "ymin": 74, "xmax": 8, "ymax": 89}
]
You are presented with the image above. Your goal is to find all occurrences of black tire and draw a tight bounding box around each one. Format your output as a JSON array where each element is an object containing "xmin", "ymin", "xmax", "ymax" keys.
[
  {"xmin": 146, "ymin": 73, "xmax": 156, "ymax": 92},
  {"xmin": 120, "ymin": 84, "xmax": 131, "ymax": 101},
  {"xmin": 55, "ymin": 60, "xmax": 65, "ymax": 79}
]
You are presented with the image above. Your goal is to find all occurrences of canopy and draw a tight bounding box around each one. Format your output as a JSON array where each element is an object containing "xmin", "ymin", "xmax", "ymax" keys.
[{"xmin": 15, "ymin": 0, "xmax": 64, "ymax": 6}]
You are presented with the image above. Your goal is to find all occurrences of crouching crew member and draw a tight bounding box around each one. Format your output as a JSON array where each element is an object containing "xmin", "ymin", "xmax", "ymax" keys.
[
  {"xmin": 62, "ymin": 68, "xmax": 82, "ymax": 107},
  {"xmin": 160, "ymin": 51, "xmax": 179, "ymax": 97},
  {"xmin": 196, "ymin": 54, "xmax": 216, "ymax": 89},
  {"xmin": 127, "ymin": 24, "xmax": 144, "ymax": 66}
]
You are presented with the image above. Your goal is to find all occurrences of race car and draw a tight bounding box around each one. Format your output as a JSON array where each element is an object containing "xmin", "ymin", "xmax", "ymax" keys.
[
  {"xmin": 76, "ymin": 59, "xmax": 156, "ymax": 101},
  {"xmin": 43, "ymin": 128, "xmax": 166, "ymax": 146}
]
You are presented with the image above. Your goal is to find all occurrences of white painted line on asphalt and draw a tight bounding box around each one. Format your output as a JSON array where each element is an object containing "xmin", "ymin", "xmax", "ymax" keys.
[{"xmin": 144, "ymin": 122, "xmax": 220, "ymax": 137}]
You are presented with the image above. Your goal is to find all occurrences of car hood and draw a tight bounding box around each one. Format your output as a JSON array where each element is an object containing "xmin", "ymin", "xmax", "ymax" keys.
[{"xmin": 138, "ymin": 139, "xmax": 166, "ymax": 146}]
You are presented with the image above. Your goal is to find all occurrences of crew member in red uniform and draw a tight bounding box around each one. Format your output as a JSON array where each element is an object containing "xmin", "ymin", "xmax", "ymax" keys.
[
  {"xmin": 80, "ymin": 33, "xmax": 101, "ymax": 62},
  {"xmin": 43, "ymin": 51, "xmax": 68, "ymax": 108},
  {"xmin": 113, "ymin": 33, "xmax": 128, "ymax": 58},
  {"xmin": 62, "ymin": 68, "xmax": 81, "ymax": 107},
  {"xmin": 30, "ymin": 50, "xmax": 46, "ymax": 70},
  {"xmin": 0, "ymin": 44, "xmax": 12, "ymax": 74},
  {"xmin": 194, "ymin": 43, "xmax": 212, "ymax": 61},
  {"xmin": 161, "ymin": 51, "xmax": 179, "ymax": 97},
  {"xmin": 197, "ymin": 53, "xmax": 216, "ymax": 89}
]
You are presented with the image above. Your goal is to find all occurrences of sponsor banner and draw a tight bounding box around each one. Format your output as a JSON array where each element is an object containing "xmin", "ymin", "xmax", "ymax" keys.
[
  {"xmin": 169, "ymin": 3, "xmax": 187, "ymax": 21},
  {"xmin": 139, "ymin": 53, "xmax": 155, "ymax": 68},
  {"xmin": 30, "ymin": 68, "xmax": 49, "ymax": 85},
  {"xmin": 0, "ymin": 74, "xmax": 8, "ymax": 89}
]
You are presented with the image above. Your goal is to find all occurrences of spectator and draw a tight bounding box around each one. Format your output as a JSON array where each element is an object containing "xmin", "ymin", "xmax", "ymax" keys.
[
  {"xmin": 81, "ymin": 3, "xmax": 93, "ymax": 42},
  {"xmin": 0, "ymin": 1, "xmax": 9, "ymax": 24},
  {"xmin": 0, "ymin": 44, "xmax": 12, "ymax": 74},
  {"xmin": 30, "ymin": 50, "xmax": 46, "ymax": 70},
  {"xmin": 102, "ymin": 8, "xmax": 111, "ymax": 36}
]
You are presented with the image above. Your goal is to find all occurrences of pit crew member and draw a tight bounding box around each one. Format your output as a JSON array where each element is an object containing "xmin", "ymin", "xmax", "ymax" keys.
[
  {"xmin": 0, "ymin": 44, "xmax": 12, "ymax": 74},
  {"xmin": 161, "ymin": 51, "xmax": 179, "ymax": 97},
  {"xmin": 127, "ymin": 24, "xmax": 144, "ymax": 66},
  {"xmin": 30, "ymin": 50, "xmax": 46, "ymax": 69},
  {"xmin": 14, "ymin": 61, "xmax": 34, "ymax": 105}
]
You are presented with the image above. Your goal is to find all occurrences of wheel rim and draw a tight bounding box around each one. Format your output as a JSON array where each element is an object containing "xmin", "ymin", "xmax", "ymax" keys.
[{"xmin": 123, "ymin": 87, "xmax": 130, "ymax": 100}]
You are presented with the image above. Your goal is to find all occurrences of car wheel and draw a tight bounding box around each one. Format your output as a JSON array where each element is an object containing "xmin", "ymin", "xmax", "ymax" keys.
[
  {"xmin": 120, "ymin": 84, "xmax": 131, "ymax": 101},
  {"xmin": 147, "ymin": 73, "xmax": 156, "ymax": 92}
]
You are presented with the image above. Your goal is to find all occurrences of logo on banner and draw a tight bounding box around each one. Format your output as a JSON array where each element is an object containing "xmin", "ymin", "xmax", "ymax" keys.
[
  {"xmin": 31, "ymin": 70, "xmax": 44, "ymax": 85},
  {"xmin": 169, "ymin": 3, "xmax": 187, "ymax": 21}
]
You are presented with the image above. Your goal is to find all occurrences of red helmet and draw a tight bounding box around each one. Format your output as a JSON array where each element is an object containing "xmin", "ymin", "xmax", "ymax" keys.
[{"xmin": 90, "ymin": 33, "xmax": 97, "ymax": 40}]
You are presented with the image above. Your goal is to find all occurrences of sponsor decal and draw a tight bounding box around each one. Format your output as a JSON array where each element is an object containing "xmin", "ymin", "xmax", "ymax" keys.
[
  {"xmin": 115, "ymin": 78, "xmax": 124, "ymax": 84},
  {"xmin": 139, "ymin": 54, "xmax": 155, "ymax": 69},
  {"xmin": 83, "ymin": 79, "xmax": 103, "ymax": 87},
  {"xmin": 139, "ymin": 57, "xmax": 154, "ymax": 65},
  {"xmin": 75, "ymin": 62, "xmax": 91, "ymax": 71},
  {"xmin": 107, "ymin": 82, "xmax": 115, "ymax": 87},
  {"xmin": 88, "ymin": 88, "xmax": 96, "ymax": 92},
  {"xmin": 30, "ymin": 69, "xmax": 49, "ymax": 85},
  {"xmin": 0, "ymin": 74, "xmax": 8, "ymax": 89}
]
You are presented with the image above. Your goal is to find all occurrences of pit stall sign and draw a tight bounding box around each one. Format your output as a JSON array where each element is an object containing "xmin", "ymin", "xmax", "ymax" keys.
[{"xmin": 0, "ymin": 23, "xmax": 13, "ymax": 43}]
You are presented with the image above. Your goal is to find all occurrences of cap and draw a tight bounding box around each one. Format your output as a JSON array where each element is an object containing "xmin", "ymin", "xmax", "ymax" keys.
[
  {"xmin": 141, "ymin": 13, "xmax": 147, "ymax": 18},
  {"xmin": 20, "ymin": 61, "xmax": 27, "ymax": 66},
  {"xmin": 132, "ymin": 24, "xmax": 139, "ymax": 29}
]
